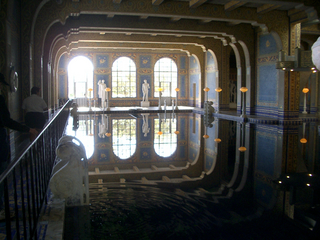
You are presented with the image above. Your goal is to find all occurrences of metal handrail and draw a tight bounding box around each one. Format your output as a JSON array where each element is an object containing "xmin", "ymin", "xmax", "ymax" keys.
[{"xmin": 0, "ymin": 100, "xmax": 72, "ymax": 240}]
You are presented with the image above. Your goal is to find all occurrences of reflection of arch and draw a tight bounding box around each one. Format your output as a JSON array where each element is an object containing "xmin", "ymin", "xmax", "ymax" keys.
[
  {"xmin": 67, "ymin": 56, "xmax": 94, "ymax": 101},
  {"xmin": 112, "ymin": 119, "xmax": 137, "ymax": 160},
  {"xmin": 72, "ymin": 115, "xmax": 95, "ymax": 159},
  {"xmin": 204, "ymin": 119, "xmax": 219, "ymax": 175},
  {"xmin": 154, "ymin": 117, "xmax": 177, "ymax": 157}
]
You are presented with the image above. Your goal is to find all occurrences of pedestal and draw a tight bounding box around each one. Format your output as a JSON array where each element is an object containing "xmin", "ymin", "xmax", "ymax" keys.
[{"xmin": 141, "ymin": 101, "xmax": 150, "ymax": 107}]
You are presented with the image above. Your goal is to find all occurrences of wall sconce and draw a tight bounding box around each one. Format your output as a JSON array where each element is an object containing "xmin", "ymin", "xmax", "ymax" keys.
[
  {"xmin": 300, "ymin": 138, "xmax": 307, "ymax": 143},
  {"xmin": 238, "ymin": 146, "xmax": 246, "ymax": 152},
  {"xmin": 105, "ymin": 132, "xmax": 111, "ymax": 137},
  {"xmin": 214, "ymin": 138, "xmax": 221, "ymax": 143},
  {"xmin": 203, "ymin": 134, "xmax": 209, "ymax": 139},
  {"xmin": 215, "ymin": 87, "xmax": 222, "ymax": 92},
  {"xmin": 175, "ymin": 88, "xmax": 180, "ymax": 110},
  {"xmin": 240, "ymin": 87, "xmax": 248, "ymax": 118},
  {"xmin": 302, "ymin": 88, "xmax": 309, "ymax": 114},
  {"xmin": 105, "ymin": 87, "xmax": 111, "ymax": 111},
  {"xmin": 215, "ymin": 87, "xmax": 222, "ymax": 113}
]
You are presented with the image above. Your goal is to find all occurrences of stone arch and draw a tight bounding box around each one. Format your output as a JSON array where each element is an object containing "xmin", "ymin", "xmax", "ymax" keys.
[
  {"xmin": 229, "ymin": 43, "xmax": 242, "ymax": 112},
  {"xmin": 238, "ymin": 40, "xmax": 252, "ymax": 115},
  {"xmin": 205, "ymin": 49, "xmax": 219, "ymax": 109},
  {"xmin": 189, "ymin": 54, "xmax": 201, "ymax": 108}
]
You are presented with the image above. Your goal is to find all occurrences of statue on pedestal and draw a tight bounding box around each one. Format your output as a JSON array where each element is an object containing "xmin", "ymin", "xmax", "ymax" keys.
[
  {"xmin": 141, "ymin": 79, "xmax": 150, "ymax": 107},
  {"xmin": 98, "ymin": 80, "xmax": 107, "ymax": 108},
  {"xmin": 49, "ymin": 136, "xmax": 89, "ymax": 206}
]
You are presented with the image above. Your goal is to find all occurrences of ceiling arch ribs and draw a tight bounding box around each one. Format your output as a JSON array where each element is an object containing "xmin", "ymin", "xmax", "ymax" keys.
[{"xmin": 35, "ymin": 0, "xmax": 320, "ymax": 52}]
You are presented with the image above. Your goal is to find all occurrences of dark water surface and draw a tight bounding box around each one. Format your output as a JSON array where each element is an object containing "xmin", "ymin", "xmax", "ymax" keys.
[{"xmin": 63, "ymin": 113, "xmax": 319, "ymax": 240}]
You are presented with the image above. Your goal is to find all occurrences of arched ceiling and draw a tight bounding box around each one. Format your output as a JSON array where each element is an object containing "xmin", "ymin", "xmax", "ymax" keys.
[{"xmin": 35, "ymin": 0, "xmax": 320, "ymax": 64}]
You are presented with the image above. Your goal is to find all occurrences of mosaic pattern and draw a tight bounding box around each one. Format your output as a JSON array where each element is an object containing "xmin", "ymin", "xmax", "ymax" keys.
[{"xmin": 96, "ymin": 55, "xmax": 109, "ymax": 68}]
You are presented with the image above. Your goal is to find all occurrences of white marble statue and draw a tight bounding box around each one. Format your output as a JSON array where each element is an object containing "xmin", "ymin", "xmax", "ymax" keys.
[
  {"xmin": 142, "ymin": 79, "xmax": 150, "ymax": 102},
  {"xmin": 98, "ymin": 80, "xmax": 107, "ymax": 108},
  {"xmin": 142, "ymin": 114, "xmax": 150, "ymax": 137},
  {"xmin": 49, "ymin": 136, "xmax": 89, "ymax": 206},
  {"xmin": 141, "ymin": 79, "xmax": 150, "ymax": 107}
]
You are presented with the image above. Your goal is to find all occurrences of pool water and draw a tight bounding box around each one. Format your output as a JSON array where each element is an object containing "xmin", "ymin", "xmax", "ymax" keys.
[{"xmin": 63, "ymin": 112, "xmax": 320, "ymax": 240}]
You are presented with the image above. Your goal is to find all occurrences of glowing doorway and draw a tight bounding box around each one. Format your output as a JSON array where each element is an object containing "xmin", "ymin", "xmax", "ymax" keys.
[{"xmin": 68, "ymin": 56, "xmax": 94, "ymax": 99}]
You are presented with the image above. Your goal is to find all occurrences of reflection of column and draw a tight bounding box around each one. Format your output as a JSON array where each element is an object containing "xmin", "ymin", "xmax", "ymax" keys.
[
  {"xmin": 158, "ymin": 87, "xmax": 163, "ymax": 110},
  {"xmin": 157, "ymin": 114, "xmax": 163, "ymax": 135},
  {"xmin": 240, "ymin": 87, "xmax": 248, "ymax": 118},
  {"xmin": 238, "ymin": 122, "xmax": 246, "ymax": 152},
  {"xmin": 302, "ymin": 88, "xmax": 309, "ymax": 114},
  {"xmin": 105, "ymin": 115, "xmax": 111, "ymax": 137},
  {"xmin": 300, "ymin": 122, "xmax": 307, "ymax": 144},
  {"xmin": 215, "ymin": 87, "xmax": 222, "ymax": 113},
  {"xmin": 174, "ymin": 113, "xmax": 179, "ymax": 135}
]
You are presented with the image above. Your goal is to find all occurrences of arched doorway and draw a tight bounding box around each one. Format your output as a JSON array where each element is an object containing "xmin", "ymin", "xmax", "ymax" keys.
[{"xmin": 68, "ymin": 56, "xmax": 94, "ymax": 107}]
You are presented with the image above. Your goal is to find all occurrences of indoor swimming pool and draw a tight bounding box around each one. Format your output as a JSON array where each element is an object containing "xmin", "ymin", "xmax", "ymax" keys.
[{"xmin": 62, "ymin": 111, "xmax": 319, "ymax": 240}]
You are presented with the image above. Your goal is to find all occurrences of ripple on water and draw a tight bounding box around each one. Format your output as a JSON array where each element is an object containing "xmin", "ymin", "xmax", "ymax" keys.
[{"xmin": 89, "ymin": 184, "xmax": 223, "ymax": 240}]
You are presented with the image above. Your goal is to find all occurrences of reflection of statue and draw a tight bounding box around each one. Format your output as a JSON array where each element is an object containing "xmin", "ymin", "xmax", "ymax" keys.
[
  {"xmin": 142, "ymin": 79, "xmax": 150, "ymax": 102},
  {"xmin": 71, "ymin": 102, "xmax": 79, "ymax": 131},
  {"xmin": 98, "ymin": 80, "xmax": 107, "ymax": 107},
  {"xmin": 142, "ymin": 114, "xmax": 150, "ymax": 137},
  {"xmin": 98, "ymin": 114, "xmax": 107, "ymax": 138}
]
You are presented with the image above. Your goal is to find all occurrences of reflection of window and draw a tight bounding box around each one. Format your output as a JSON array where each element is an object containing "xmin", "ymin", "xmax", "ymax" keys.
[
  {"xmin": 68, "ymin": 56, "xmax": 94, "ymax": 99},
  {"xmin": 154, "ymin": 58, "xmax": 177, "ymax": 97},
  {"xmin": 112, "ymin": 119, "xmax": 136, "ymax": 159},
  {"xmin": 65, "ymin": 115, "xmax": 95, "ymax": 159},
  {"xmin": 112, "ymin": 57, "xmax": 136, "ymax": 98},
  {"xmin": 154, "ymin": 117, "xmax": 177, "ymax": 157}
]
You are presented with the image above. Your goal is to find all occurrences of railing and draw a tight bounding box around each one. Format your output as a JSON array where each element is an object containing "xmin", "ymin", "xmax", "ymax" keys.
[{"xmin": 0, "ymin": 100, "xmax": 71, "ymax": 240}]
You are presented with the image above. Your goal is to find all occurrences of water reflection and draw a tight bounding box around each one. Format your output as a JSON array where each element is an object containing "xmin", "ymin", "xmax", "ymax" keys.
[
  {"xmin": 64, "ymin": 112, "xmax": 319, "ymax": 239},
  {"xmin": 65, "ymin": 114, "xmax": 95, "ymax": 159},
  {"xmin": 154, "ymin": 113, "xmax": 177, "ymax": 157},
  {"xmin": 112, "ymin": 118, "xmax": 136, "ymax": 159}
]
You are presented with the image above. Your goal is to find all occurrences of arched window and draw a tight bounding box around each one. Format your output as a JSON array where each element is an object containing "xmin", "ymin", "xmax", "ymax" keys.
[
  {"xmin": 154, "ymin": 58, "xmax": 177, "ymax": 97},
  {"xmin": 154, "ymin": 115, "xmax": 177, "ymax": 157},
  {"xmin": 112, "ymin": 118, "xmax": 136, "ymax": 159},
  {"xmin": 112, "ymin": 57, "xmax": 136, "ymax": 98},
  {"xmin": 68, "ymin": 56, "xmax": 93, "ymax": 99}
]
